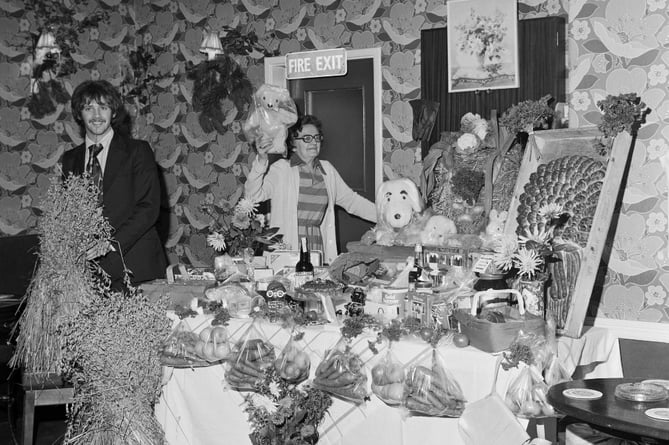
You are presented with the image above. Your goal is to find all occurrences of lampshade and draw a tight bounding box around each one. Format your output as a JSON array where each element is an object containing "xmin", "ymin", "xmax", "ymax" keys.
[
  {"xmin": 199, "ymin": 31, "xmax": 224, "ymax": 61},
  {"xmin": 34, "ymin": 30, "xmax": 60, "ymax": 65}
]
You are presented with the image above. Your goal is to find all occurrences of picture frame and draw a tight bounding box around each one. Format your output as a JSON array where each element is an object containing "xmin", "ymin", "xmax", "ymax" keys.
[{"xmin": 447, "ymin": 0, "xmax": 520, "ymax": 93}]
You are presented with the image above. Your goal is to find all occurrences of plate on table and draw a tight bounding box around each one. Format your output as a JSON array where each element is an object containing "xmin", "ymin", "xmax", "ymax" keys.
[
  {"xmin": 645, "ymin": 408, "xmax": 669, "ymax": 421},
  {"xmin": 642, "ymin": 379, "xmax": 669, "ymax": 391},
  {"xmin": 563, "ymin": 388, "xmax": 603, "ymax": 400}
]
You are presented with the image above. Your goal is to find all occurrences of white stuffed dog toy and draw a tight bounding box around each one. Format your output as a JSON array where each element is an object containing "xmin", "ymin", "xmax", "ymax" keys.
[
  {"xmin": 375, "ymin": 178, "xmax": 423, "ymax": 245},
  {"xmin": 243, "ymin": 84, "xmax": 298, "ymax": 156}
]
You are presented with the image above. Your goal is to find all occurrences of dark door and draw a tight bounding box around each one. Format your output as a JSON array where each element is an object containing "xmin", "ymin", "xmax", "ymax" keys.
[{"xmin": 289, "ymin": 58, "xmax": 375, "ymax": 254}]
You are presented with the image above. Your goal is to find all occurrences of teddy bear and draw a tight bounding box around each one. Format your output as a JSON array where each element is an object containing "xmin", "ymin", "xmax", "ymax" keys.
[
  {"xmin": 243, "ymin": 84, "xmax": 298, "ymax": 156},
  {"xmin": 374, "ymin": 178, "xmax": 424, "ymax": 246}
]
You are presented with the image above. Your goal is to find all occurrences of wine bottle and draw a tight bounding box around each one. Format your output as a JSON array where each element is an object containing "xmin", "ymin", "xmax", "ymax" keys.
[
  {"xmin": 294, "ymin": 237, "xmax": 314, "ymax": 289},
  {"xmin": 408, "ymin": 243, "xmax": 424, "ymax": 292}
]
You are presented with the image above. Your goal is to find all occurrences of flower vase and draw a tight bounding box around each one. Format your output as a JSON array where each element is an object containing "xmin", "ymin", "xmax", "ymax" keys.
[{"xmin": 514, "ymin": 275, "xmax": 548, "ymax": 319}]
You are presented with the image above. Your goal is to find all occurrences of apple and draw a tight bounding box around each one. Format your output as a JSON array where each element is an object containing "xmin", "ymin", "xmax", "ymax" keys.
[
  {"xmin": 453, "ymin": 333, "xmax": 469, "ymax": 348},
  {"xmin": 199, "ymin": 327, "xmax": 212, "ymax": 342},
  {"xmin": 210, "ymin": 326, "xmax": 228, "ymax": 344},
  {"xmin": 215, "ymin": 343, "xmax": 231, "ymax": 359},
  {"xmin": 202, "ymin": 342, "xmax": 216, "ymax": 361}
]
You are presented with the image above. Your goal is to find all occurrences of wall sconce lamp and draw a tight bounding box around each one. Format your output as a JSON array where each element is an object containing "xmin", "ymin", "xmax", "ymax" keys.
[
  {"xmin": 34, "ymin": 30, "xmax": 61, "ymax": 66},
  {"xmin": 199, "ymin": 31, "xmax": 224, "ymax": 61}
]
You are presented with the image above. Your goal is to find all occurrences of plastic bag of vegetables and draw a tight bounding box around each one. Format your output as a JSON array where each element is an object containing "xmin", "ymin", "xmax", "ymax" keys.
[
  {"xmin": 504, "ymin": 364, "xmax": 554, "ymax": 418},
  {"xmin": 161, "ymin": 319, "xmax": 230, "ymax": 367},
  {"xmin": 225, "ymin": 319, "xmax": 276, "ymax": 391},
  {"xmin": 274, "ymin": 331, "xmax": 311, "ymax": 384},
  {"xmin": 403, "ymin": 348, "xmax": 466, "ymax": 417},
  {"xmin": 371, "ymin": 343, "xmax": 405, "ymax": 406},
  {"xmin": 313, "ymin": 336, "xmax": 369, "ymax": 404}
]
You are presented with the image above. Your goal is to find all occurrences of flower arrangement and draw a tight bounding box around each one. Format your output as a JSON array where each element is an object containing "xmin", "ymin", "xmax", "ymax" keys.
[
  {"xmin": 245, "ymin": 366, "xmax": 332, "ymax": 445},
  {"xmin": 202, "ymin": 197, "xmax": 283, "ymax": 257},
  {"xmin": 596, "ymin": 92, "xmax": 648, "ymax": 139},
  {"xmin": 456, "ymin": 8, "xmax": 507, "ymax": 73},
  {"xmin": 499, "ymin": 95, "xmax": 555, "ymax": 136},
  {"xmin": 492, "ymin": 203, "xmax": 570, "ymax": 280}
]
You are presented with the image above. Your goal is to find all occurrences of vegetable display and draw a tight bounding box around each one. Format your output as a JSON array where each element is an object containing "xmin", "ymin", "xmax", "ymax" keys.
[
  {"xmin": 161, "ymin": 321, "xmax": 231, "ymax": 367},
  {"xmin": 313, "ymin": 338, "xmax": 368, "ymax": 404},
  {"xmin": 370, "ymin": 349, "xmax": 405, "ymax": 405},
  {"xmin": 274, "ymin": 338, "xmax": 311, "ymax": 384},
  {"xmin": 403, "ymin": 350, "xmax": 466, "ymax": 417}
]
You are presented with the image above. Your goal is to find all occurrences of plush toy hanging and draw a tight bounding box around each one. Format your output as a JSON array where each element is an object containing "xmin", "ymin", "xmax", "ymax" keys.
[{"xmin": 243, "ymin": 84, "xmax": 298, "ymax": 156}]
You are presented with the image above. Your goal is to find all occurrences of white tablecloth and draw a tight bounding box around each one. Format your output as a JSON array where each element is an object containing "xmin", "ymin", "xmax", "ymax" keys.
[{"xmin": 155, "ymin": 319, "xmax": 621, "ymax": 445}]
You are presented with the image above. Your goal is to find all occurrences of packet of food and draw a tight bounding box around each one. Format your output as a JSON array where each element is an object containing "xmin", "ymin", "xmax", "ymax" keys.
[
  {"xmin": 403, "ymin": 348, "xmax": 466, "ymax": 417},
  {"xmin": 160, "ymin": 319, "xmax": 203, "ymax": 367},
  {"xmin": 313, "ymin": 336, "xmax": 369, "ymax": 404},
  {"xmin": 225, "ymin": 319, "xmax": 276, "ymax": 391},
  {"xmin": 504, "ymin": 364, "xmax": 554, "ymax": 418},
  {"xmin": 370, "ymin": 342, "xmax": 405, "ymax": 406},
  {"xmin": 274, "ymin": 331, "xmax": 311, "ymax": 384}
]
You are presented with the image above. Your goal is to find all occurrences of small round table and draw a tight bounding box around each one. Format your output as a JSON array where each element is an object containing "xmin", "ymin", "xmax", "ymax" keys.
[{"xmin": 547, "ymin": 378, "xmax": 669, "ymax": 443}]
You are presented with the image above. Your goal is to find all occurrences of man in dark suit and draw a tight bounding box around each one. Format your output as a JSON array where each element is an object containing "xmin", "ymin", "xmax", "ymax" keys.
[{"xmin": 61, "ymin": 80, "xmax": 166, "ymax": 289}]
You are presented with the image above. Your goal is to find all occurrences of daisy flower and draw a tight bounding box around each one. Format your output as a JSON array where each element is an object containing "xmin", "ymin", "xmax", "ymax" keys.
[
  {"xmin": 513, "ymin": 247, "xmax": 542, "ymax": 280},
  {"xmin": 518, "ymin": 225, "xmax": 553, "ymax": 246},
  {"xmin": 493, "ymin": 235, "xmax": 519, "ymax": 272},
  {"xmin": 207, "ymin": 232, "xmax": 226, "ymax": 252},
  {"xmin": 538, "ymin": 203, "xmax": 564, "ymax": 221},
  {"xmin": 235, "ymin": 198, "xmax": 258, "ymax": 217}
]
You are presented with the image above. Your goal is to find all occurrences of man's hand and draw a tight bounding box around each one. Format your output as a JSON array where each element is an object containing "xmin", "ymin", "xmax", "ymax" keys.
[{"xmin": 86, "ymin": 240, "xmax": 113, "ymax": 260}]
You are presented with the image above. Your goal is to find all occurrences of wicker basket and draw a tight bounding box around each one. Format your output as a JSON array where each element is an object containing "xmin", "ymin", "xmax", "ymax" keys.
[{"xmin": 454, "ymin": 289, "xmax": 546, "ymax": 353}]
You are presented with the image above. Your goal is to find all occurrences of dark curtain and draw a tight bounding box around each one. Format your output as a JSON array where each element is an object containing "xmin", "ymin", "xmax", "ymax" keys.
[{"xmin": 421, "ymin": 17, "xmax": 566, "ymax": 153}]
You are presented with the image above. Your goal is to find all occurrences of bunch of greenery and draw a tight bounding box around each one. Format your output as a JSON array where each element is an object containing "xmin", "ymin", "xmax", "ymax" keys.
[
  {"xmin": 25, "ymin": 0, "xmax": 107, "ymax": 118},
  {"xmin": 121, "ymin": 46, "xmax": 172, "ymax": 115},
  {"xmin": 61, "ymin": 282, "xmax": 171, "ymax": 444},
  {"xmin": 451, "ymin": 167, "xmax": 485, "ymax": 205},
  {"xmin": 10, "ymin": 173, "xmax": 112, "ymax": 375},
  {"xmin": 499, "ymin": 95, "xmax": 554, "ymax": 136},
  {"xmin": 596, "ymin": 92, "xmax": 648, "ymax": 138},
  {"xmin": 245, "ymin": 366, "xmax": 332, "ymax": 445}
]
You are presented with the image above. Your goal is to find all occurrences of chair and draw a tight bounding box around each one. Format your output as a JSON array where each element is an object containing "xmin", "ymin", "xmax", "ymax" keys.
[
  {"xmin": 619, "ymin": 338, "xmax": 669, "ymax": 379},
  {"xmin": 0, "ymin": 235, "xmax": 73, "ymax": 444},
  {"xmin": 21, "ymin": 373, "xmax": 73, "ymax": 445}
]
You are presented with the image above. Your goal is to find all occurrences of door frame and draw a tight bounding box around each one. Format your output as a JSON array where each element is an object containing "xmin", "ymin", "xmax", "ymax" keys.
[{"xmin": 264, "ymin": 47, "xmax": 383, "ymax": 192}]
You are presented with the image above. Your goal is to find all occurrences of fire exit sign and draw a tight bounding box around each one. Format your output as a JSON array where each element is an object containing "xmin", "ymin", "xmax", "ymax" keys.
[{"xmin": 285, "ymin": 48, "xmax": 347, "ymax": 80}]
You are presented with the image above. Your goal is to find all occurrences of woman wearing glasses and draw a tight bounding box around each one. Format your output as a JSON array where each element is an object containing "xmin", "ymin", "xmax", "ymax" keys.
[{"xmin": 245, "ymin": 114, "xmax": 376, "ymax": 264}]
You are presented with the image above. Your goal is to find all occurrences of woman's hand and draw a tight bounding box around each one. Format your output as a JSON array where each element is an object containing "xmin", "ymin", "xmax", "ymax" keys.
[{"xmin": 255, "ymin": 136, "xmax": 273, "ymax": 162}]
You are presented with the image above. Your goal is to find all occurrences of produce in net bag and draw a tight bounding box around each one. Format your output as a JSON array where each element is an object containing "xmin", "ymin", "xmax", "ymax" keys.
[
  {"xmin": 371, "ymin": 344, "xmax": 405, "ymax": 406},
  {"xmin": 161, "ymin": 319, "xmax": 230, "ymax": 367},
  {"xmin": 242, "ymin": 83, "xmax": 298, "ymax": 155},
  {"xmin": 274, "ymin": 331, "xmax": 311, "ymax": 384},
  {"xmin": 313, "ymin": 336, "xmax": 369, "ymax": 404},
  {"xmin": 504, "ymin": 364, "xmax": 554, "ymax": 418},
  {"xmin": 403, "ymin": 348, "xmax": 466, "ymax": 417},
  {"xmin": 226, "ymin": 320, "xmax": 276, "ymax": 391}
]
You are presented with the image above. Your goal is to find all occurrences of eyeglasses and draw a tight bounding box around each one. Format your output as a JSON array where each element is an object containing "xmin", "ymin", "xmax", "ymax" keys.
[
  {"xmin": 294, "ymin": 134, "xmax": 324, "ymax": 143},
  {"xmin": 266, "ymin": 289, "xmax": 286, "ymax": 299}
]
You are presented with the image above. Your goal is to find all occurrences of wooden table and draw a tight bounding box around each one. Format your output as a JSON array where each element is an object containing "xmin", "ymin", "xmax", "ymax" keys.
[{"xmin": 547, "ymin": 378, "xmax": 669, "ymax": 442}]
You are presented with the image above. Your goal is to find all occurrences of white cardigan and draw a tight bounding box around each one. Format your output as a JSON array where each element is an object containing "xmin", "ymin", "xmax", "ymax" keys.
[{"xmin": 244, "ymin": 157, "xmax": 376, "ymax": 264}]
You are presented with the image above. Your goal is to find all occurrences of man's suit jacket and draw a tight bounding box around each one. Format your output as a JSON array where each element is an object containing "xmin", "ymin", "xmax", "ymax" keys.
[{"xmin": 61, "ymin": 132, "xmax": 167, "ymax": 285}]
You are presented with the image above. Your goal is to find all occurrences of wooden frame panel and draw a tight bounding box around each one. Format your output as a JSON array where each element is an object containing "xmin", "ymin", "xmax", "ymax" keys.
[{"xmin": 504, "ymin": 127, "xmax": 636, "ymax": 338}]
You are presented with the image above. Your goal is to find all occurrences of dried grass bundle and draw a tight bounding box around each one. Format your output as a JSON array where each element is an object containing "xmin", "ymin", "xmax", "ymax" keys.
[
  {"xmin": 61, "ymin": 285, "xmax": 170, "ymax": 445},
  {"xmin": 10, "ymin": 173, "xmax": 112, "ymax": 375}
]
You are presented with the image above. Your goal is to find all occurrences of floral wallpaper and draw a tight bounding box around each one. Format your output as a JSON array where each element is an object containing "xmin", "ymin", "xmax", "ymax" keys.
[{"xmin": 0, "ymin": 0, "xmax": 666, "ymax": 324}]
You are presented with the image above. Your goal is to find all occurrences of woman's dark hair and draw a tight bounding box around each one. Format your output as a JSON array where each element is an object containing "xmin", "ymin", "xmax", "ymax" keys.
[
  {"xmin": 287, "ymin": 114, "xmax": 323, "ymax": 150},
  {"xmin": 71, "ymin": 80, "xmax": 126, "ymax": 130}
]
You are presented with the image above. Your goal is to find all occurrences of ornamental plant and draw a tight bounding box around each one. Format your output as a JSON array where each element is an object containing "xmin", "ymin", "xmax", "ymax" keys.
[
  {"xmin": 202, "ymin": 197, "xmax": 282, "ymax": 257},
  {"xmin": 493, "ymin": 203, "xmax": 571, "ymax": 280},
  {"xmin": 596, "ymin": 92, "xmax": 647, "ymax": 138},
  {"xmin": 499, "ymin": 95, "xmax": 555, "ymax": 136}
]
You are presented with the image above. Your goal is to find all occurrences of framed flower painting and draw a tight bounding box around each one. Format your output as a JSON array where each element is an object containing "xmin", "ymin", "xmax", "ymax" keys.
[{"xmin": 447, "ymin": 0, "xmax": 519, "ymax": 93}]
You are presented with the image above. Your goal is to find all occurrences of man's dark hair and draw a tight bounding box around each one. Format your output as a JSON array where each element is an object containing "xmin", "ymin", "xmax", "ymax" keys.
[{"xmin": 71, "ymin": 80, "xmax": 126, "ymax": 130}]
